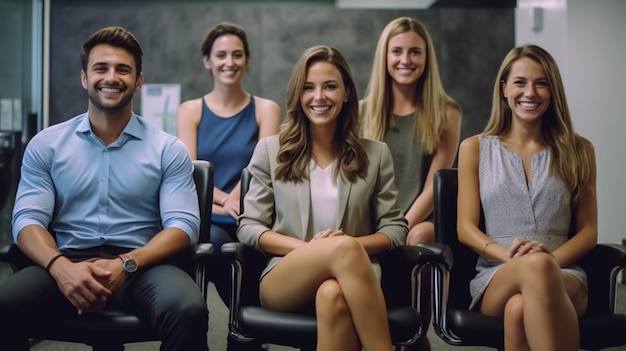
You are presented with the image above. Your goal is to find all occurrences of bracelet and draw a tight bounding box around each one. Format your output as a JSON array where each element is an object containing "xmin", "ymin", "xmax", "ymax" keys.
[
  {"xmin": 45, "ymin": 253, "xmax": 64, "ymax": 272},
  {"xmin": 481, "ymin": 242, "xmax": 495, "ymax": 256}
]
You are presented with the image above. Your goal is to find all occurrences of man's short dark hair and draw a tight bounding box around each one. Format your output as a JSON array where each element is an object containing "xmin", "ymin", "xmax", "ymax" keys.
[{"xmin": 80, "ymin": 26, "xmax": 143, "ymax": 77}]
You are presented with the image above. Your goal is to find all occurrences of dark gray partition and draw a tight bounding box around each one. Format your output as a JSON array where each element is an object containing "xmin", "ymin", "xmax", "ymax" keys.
[{"xmin": 49, "ymin": 2, "xmax": 513, "ymax": 142}]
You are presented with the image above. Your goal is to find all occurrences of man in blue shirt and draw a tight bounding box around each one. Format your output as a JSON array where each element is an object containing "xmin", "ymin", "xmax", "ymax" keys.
[{"xmin": 0, "ymin": 26, "xmax": 209, "ymax": 350}]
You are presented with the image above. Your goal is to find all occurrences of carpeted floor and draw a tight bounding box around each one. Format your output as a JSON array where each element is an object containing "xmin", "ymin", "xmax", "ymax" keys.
[{"xmin": 2, "ymin": 263, "xmax": 626, "ymax": 351}]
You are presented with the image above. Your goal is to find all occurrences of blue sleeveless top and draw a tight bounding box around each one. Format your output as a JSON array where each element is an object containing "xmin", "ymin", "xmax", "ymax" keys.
[{"xmin": 197, "ymin": 95, "xmax": 259, "ymax": 224}]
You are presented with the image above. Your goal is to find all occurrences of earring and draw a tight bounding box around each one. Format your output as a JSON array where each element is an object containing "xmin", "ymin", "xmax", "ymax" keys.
[{"xmin": 344, "ymin": 99, "xmax": 348, "ymax": 102}]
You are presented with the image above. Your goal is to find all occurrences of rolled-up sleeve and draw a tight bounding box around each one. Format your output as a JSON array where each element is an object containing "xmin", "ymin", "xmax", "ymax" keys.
[
  {"xmin": 373, "ymin": 143, "xmax": 408, "ymax": 249},
  {"xmin": 237, "ymin": 138, "xmax": 275, "ymax": 250},
  {"xmin": 160, "ymin": 139, "xmax": 200, "ymax": 245},
  {"xmin": 12, "ymin": 134, "xmax": 56, "ymax": 242}
]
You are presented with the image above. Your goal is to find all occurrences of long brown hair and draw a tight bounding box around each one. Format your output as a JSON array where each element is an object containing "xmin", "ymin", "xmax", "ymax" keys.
[
  {"xmin": 483, "ymin": 44, "xmax": 591, "ymax": 205},
  {"xmin": 275, "ymin": 45, "xmax": 368, "ymax": 183}
]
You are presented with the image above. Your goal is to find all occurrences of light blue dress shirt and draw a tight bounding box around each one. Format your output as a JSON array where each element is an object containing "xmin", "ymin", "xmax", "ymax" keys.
[{"xmin": 12, "ymin": 112, "xmax": 200, "ymax": 250}]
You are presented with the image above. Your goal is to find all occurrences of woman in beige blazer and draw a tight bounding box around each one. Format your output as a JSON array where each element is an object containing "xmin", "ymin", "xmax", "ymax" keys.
[{"xmin": 237, "ymin": 45, "xmax": 408, "ymax": 351}]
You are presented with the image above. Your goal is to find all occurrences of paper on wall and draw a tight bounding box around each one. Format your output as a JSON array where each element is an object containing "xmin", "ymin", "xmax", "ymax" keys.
[{"xmin": 140, "ymin": 84, "xmax": 181, "ymax": 135}]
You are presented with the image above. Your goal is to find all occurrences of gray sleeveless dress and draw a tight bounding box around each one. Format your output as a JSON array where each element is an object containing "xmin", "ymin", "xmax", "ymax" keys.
[{"xmin": 469, "ymin": 135, "xmax": 587, "ymax": 310}]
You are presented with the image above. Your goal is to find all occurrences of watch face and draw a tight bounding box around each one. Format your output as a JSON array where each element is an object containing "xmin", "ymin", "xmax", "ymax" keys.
[{"xmin": 123, "ymin": 258, "xmax": 138, "ymax": 273}]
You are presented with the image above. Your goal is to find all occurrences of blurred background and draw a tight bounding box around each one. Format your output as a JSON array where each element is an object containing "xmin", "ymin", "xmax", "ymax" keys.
[{"xmin": 0, "ymin": 1, "xmax": 625, "ymax": 349}]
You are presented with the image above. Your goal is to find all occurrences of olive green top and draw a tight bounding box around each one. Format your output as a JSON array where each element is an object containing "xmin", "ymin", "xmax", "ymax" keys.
[{"xmin": 383, "ymin": 114, "xmax": 428, "ymax": 213}]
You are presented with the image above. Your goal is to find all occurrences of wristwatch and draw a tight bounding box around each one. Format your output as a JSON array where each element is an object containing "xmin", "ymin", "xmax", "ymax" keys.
[{"xmin": 118, "ymin": 254, "xmax": 138, "ymax": 274}]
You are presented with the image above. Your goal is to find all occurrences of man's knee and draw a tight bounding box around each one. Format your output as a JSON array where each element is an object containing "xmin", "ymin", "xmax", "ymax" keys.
[
  {"xmin": 168, "ymin": 298, "xmax": 209, "ymax": 332},
  {"xmin": 152, "ymin": 271, "xmax": 208, "ymax": 328}
]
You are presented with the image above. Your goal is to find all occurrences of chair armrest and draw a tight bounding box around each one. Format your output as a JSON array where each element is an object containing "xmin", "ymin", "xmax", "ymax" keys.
[
  {"xmin": 191, "ymin": 242, "xmax": 214, "ymax": 262},
  {"xmin": 0, "ymin": 243, "xmax": 32, "ymax": 272},
  {"xmin": 578, "ymin": 243, "xmax": 626, "ymax": 314},
  {"xmin": 0, "ymin": 242, "xmax": 11, "ymax": 259},
  {"xmin": 579, "ymin": 243, "xmax": 626, "ymax": 268},
  {"xmin": 379, "ymin": 244, "xmax": 451, "ymax": 279},
  {"xmin": 417, "ymin": 242, "xmax": 454, "ymax": 270},
  {"xmin": 221, "ymin": 242, "xmax": 266, "ymax": 284},
  {"xmin": 221, "ymin": 241, "xmax": 254, "ymax": 262},
  {"xmin": 379, "ymin": 245, "xmax": 448, "ymax": 313}
]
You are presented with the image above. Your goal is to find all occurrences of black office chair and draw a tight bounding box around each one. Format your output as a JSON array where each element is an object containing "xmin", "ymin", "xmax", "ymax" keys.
[
  {"xmin": 221, "ymin": 168, "xmax": 442, "ymax": 350},
  {"xmin": 0, "ymin": 159, "xmax": 214, "ymax": 351},
  {"xmin": 429, "ymin": 168, "xmax": 626, "ymax": 350}
]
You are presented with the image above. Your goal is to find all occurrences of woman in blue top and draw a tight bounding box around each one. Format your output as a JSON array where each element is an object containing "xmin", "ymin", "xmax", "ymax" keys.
[{"xmin": 176, "ymin": 22, "xmax": 281, "ymax": 351}]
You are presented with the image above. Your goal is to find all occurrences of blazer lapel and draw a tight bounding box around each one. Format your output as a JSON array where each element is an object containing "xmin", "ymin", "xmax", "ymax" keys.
[
  {"xmin": 296, "ymin": 179, "xmax": 311, "ymax": 237},
  {"xmin": 336, "ymin": 174, "xmax": 352, "ymax": 229}
]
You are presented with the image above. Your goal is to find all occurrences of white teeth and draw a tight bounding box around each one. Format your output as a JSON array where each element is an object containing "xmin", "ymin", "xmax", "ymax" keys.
[
  {"xmin": 519, "ymin": 102, "xmax": 539, "ymax": 108},
  {"xmin": 311, "ymin": 106, "xmax": 330, "ymax": 112},
  {"xmin": 101, "ymin": 88, "xmax": 120, "ymax": 93}
]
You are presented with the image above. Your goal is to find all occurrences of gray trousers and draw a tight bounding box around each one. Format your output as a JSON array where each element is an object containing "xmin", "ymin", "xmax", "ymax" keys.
[{"xmin": 0, "ymin": 246, "xmax": 209, "ymax": 351}]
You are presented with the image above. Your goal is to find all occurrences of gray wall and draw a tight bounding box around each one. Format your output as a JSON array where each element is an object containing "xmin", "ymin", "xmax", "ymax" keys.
[
  {"xmin": 49, "ymin": 3, "xmax": 514, "ymax": 143},
  {"xmin": 0, "ymin": 5, "xmax": 24, "ymax": 101},
  {"xmin": 0, "ymin": 1, "xmax": 34, "ymax": 244},
  {"xmin": 0, "ymin": 0, "xmax": 34, "ymax": 119}
]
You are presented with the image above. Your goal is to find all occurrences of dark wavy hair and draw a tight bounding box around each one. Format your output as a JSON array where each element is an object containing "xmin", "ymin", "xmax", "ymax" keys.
[{"xmin": 200, "ymin": 22, "xmax": 250, "ymax": 65}]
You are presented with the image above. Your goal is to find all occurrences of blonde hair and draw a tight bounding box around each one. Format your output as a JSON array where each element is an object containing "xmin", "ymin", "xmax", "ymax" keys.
[
  {"xmin": 361, "ymin": 16, "xmax": 458, "ymax": 154},
  {"xmin": 483, "ymin": 44, "xmax": 591, "ymax": 205},
  {"xmin": 275, "ymin": 45, "xmax": 368, "ymax": 183}
]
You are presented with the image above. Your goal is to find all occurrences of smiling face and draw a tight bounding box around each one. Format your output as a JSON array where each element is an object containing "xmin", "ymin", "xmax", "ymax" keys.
[
  {"xmin": 80, "ymin": 43, "xmax": 142, "ymax": 113},
  {"xmin": 502, "ymin": 57, "xmax": 551, "ymax": 124},
  {"xmin": 386, "ymin": 30, "xmax": 427, "ymax": 86},
  {"xmin": 300, "ymin": 61, "xmax": 349, "ymax": 130},
  {"xmin": 203, "ymin": 34, "xmax": 248, "ymax": 85}
]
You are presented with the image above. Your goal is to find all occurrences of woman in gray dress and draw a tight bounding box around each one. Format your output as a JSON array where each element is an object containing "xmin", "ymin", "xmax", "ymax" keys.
[{"xmin": 457, "ymin": 45, "xmax": 597, "ymax": 351}]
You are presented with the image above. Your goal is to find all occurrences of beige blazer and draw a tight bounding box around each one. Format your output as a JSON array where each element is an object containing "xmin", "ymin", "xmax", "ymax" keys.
[{"xmin": 237, "ymin": 135, "xmax": 408, "ymax": 277}]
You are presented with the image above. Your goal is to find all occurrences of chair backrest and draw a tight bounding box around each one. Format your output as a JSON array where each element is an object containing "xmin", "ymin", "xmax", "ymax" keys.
[
  {"xmin": 192, "ymin": 160, "xmax": 214, "ymax": 244},
  {"xmin": 433, "ymin": 168, "xmax": 483, "ymax": 310},
  {"xmin": 239, "ymin": 167, "xmax": 251, "ymax": 215},
  {"xmin": 579, "ymin": 245, "xmax": 619, "ymax": 316}
]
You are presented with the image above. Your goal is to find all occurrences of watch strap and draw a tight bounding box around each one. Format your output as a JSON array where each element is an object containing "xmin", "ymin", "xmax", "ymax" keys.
[{"xmin": 118, "ymin": 253, "xmax": 132, "ymax": 262}]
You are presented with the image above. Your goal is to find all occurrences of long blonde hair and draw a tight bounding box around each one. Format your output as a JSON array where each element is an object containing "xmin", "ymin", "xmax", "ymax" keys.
[
  {"xmin": 275, "ymin": 45, "xmax": 368, "ymax": 183},
  {"xmin": 483, "ymin": 44, "xmax": 591, "ymax": 205},
  {"xmin": 361, "ymin": 16, "xmax": 458, "ymax": 154}
]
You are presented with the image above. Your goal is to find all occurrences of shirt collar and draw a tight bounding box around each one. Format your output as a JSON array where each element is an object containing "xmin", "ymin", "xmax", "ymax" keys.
[
  {"xmin": 76, "ymin": 112, "xmax": 143, "ymax": 141},
  {"xmin": 122, "ymin": 113, "xmax": 143, "ymax": 140}
]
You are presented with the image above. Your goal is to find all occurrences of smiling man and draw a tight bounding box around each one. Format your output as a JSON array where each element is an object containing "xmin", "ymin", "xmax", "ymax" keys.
[{"xmin": 0, "ymin": 26, "xmax": 209, "ymax": 351}]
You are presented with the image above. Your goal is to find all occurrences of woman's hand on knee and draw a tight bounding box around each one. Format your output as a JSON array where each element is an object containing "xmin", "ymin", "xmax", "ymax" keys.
[
  {"xmin": 312, "ymin": 228, "xmax": 345, "ymax": 241},
  {"xmin": 508, "ymin": 237, "xmax": 549, "ymax": 258}
]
